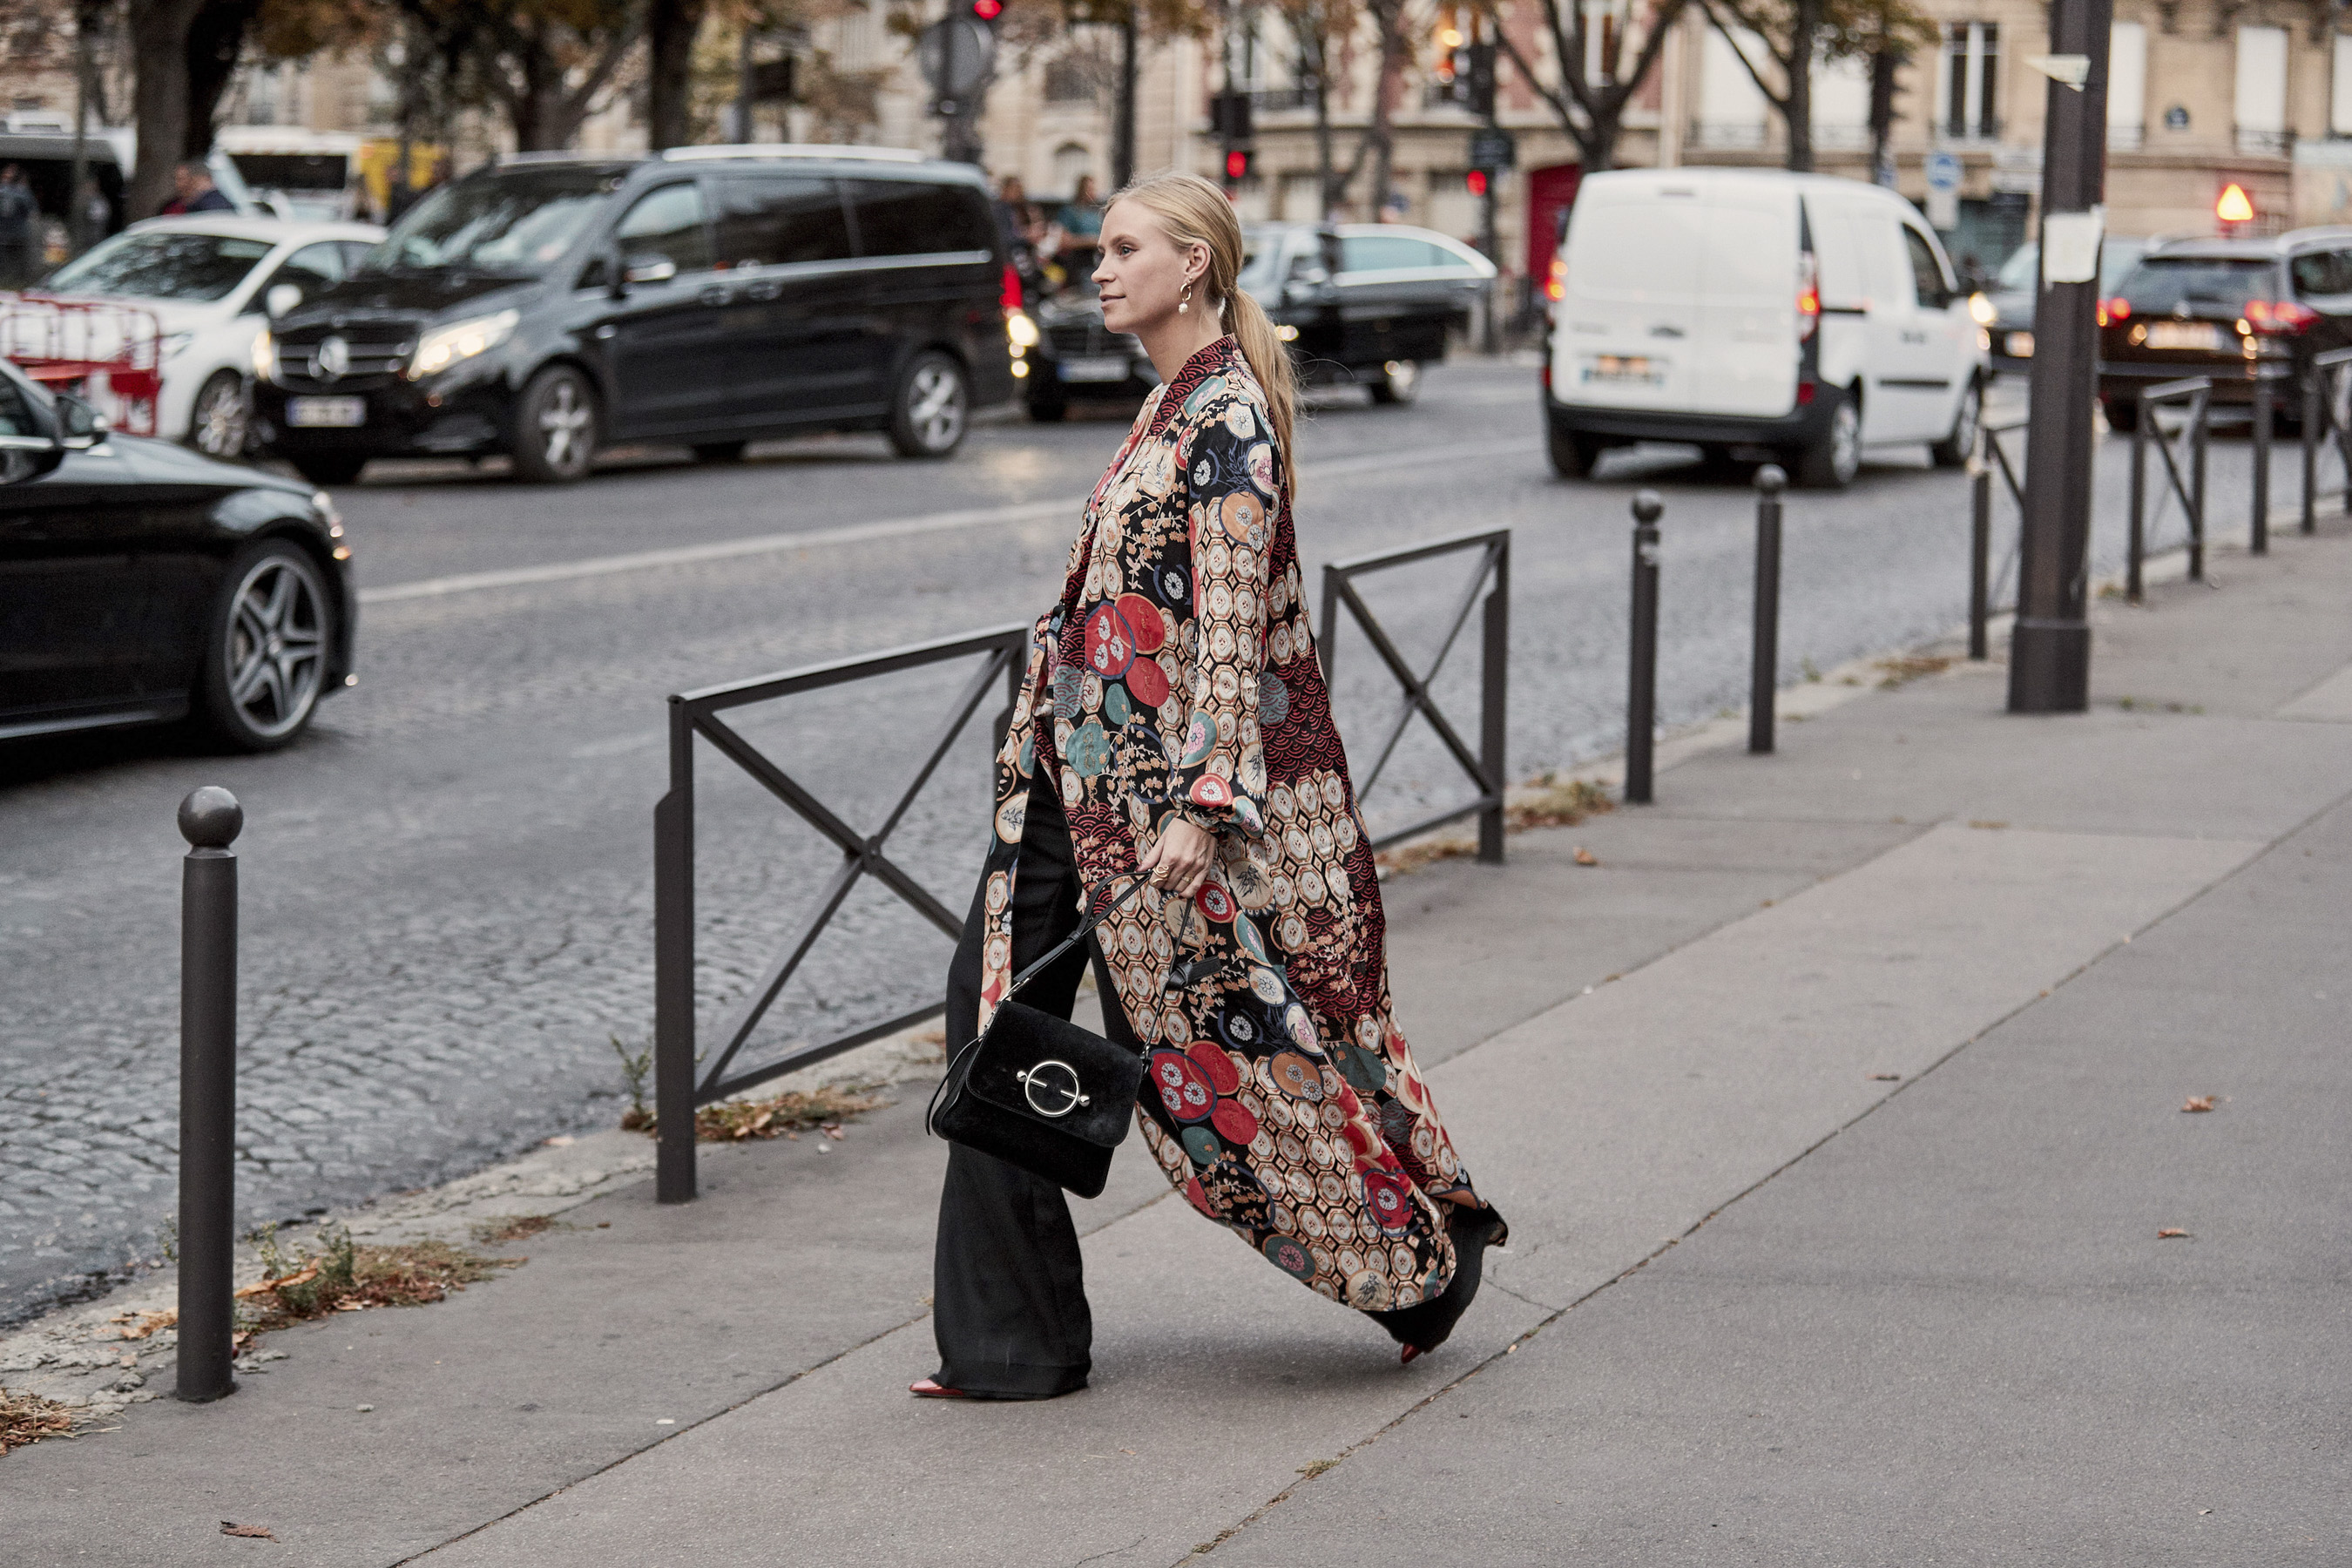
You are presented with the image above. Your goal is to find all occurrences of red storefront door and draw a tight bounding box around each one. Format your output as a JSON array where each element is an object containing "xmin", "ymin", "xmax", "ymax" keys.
[{"xmin": 1525, "ymin": 163, "xmax": 1583, "ymax": 291}]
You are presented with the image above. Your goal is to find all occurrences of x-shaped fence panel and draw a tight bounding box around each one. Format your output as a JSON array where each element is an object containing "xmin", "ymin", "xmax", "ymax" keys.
[
  {"xmin": 2303, "ymin": 347, "xmax": 2352, "ymax": 536},
  {"xmin": 653, "ymin": 625, "xmax": 1027, "ymax": 1200},
  {"xmin": 1318, "ymin": 530, "xmax": 1510, "ymax": 862},
  {"xmin": 2128, "ymin": 375, "xmax": 2212, "ymax": 601}
]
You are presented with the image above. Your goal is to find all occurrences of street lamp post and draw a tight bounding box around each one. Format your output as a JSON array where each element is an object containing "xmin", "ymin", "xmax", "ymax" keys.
[{"xmin": 2008, "ymin": 0, "xmax": 2113, "ymax": 713}]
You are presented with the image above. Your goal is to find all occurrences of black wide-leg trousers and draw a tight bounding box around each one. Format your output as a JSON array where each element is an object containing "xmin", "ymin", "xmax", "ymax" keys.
[{"xmin": 932, "ymin": 768, "xmax": 1139, "ymax": 1398}]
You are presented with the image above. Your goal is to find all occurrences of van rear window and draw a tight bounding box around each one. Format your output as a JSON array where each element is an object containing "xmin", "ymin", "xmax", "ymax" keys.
[
  {"xmin": 1565, "ymin": 200, "xmax": 1703, "ymax": 300},
  {"xmin": 2119, "ymin": 257, "xmax": 2275, "ymax": 314}
]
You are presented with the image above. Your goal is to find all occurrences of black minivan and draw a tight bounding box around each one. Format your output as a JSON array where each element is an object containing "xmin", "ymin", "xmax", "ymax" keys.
[{"xmin": 252, "ymin": 146, "xmax": 1018, "ymax": 484}]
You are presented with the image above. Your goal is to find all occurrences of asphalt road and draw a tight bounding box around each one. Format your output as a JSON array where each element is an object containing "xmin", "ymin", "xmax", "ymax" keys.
[{"xmin": 0, "ymin": 358, "xmax": 2311, "ymax": 1327}]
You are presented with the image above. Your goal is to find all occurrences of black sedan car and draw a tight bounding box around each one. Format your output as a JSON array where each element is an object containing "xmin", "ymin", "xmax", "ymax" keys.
[
  {"xmin": 0, "ymin": 356, "xmax": 354, "ymax": 751},
  {"xmin": 1982, "ymin": 234, "xmax": 2149, "ymax": 377},
  {"xmin": 1017, "ymin": 221, "xmax": 1494, "ymax": 420},
  {"xmin": 2098, "ymin": 229, "xmax": 2352, "ymax": 430}
]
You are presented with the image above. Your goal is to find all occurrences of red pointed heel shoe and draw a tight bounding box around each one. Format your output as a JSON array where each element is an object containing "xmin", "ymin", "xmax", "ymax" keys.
[{"xmin": 909, "ymin": 1378, "xmax": 970, "ymax": 1398}]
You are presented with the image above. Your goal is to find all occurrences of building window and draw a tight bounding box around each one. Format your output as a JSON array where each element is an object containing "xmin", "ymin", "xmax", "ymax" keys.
[
  {"xmin": 2108, "ymin": 21, "xmax": 2146, "ymax": 151},
  {"xmin": 1940, "ymin": 23, "xmax": 1998, "ymax": 141},
  {"xmin": 1044, "ymin": 52, "xmax": 1096, "ymax": 104},
  {"xmin": 2236, "ymin": 26, "xmax": 2289, "ymax": 154},
  {"xmin": 1694, "ymin": 26, "xmax": 1768, "ymax": 149},
  {"xmin": 1581, "ymin": 1, "xmax": 1622, "ymax": 87}
]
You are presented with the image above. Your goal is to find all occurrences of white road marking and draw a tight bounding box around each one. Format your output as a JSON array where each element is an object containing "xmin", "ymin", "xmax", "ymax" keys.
[{"xmin": 357, "ymin": 436, "xmax": 1538, "ymax": 605}]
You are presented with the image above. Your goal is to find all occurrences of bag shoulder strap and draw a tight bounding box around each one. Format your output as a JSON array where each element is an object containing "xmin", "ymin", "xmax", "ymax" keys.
[{"xmin": 999, "ymin": 875, "xmax": 1146, "ymax": 1005}]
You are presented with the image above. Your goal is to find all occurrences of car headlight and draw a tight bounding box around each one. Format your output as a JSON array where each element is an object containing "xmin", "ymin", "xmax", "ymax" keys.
[
  {"xmin": 1967, "ymin": 292, "xmax": 1997, "ymax": 326},
  {"xmin": 407, "ymin": 309, "xmax": 520, "ymax": 380},
  {"xmin": 1006, "ymin": 311, "xmax": 1039, "ymax": 348},
  {"xmin": 252, "ymin": 328, "xmax": 274, "ymax": 382}
]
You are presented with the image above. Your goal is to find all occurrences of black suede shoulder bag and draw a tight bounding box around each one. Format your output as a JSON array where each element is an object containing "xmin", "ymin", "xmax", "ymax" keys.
[{"xmin": 926, "ymin": 878, "xmax": 1149, "ymax": 1200}]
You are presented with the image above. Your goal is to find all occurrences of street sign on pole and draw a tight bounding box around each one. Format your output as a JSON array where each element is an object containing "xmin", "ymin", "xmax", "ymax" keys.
[
  {"xmin": 919, "ymin": 15, "xmax": 995, "ymax": 163},
  {"xmin": 2010, "ymin": 0, "xmax": 2112, "ymax": 713},
  {"xmin": 1924, "ymin": 149, "xmax": 1962, "ymax": 230},
  {"xmin": 1469, "ymin": 127, "xmax": 1517, "ymax": 172}
]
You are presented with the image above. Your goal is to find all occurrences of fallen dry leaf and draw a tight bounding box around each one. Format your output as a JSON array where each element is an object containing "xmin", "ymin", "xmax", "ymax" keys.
[
  {"xmin": 236, "ymin": 1266, "xmax": 320, "ymax": 1301},
  {"xmin": 109, "ymin": 1308, "xmax": 177, "ymax": 1340},
  {"xmin": 220, "ymin": 1521, "xmax": 277, "ymax": 1539},
  {"xmin": 2182, "ymin": 1096, "xmax": 2214, "ymax": 1113},
  {"xmin": 1868, "ymin": 1072, "xmax": 1901, "ymax": 1082},
  {"xmin": 1572, "ymin": 847, "xmax": 1598, "ymax": 867},
  {"xmin": 2157, "ymin": 1227, "xmax": 2190, "ymax": 1240}
]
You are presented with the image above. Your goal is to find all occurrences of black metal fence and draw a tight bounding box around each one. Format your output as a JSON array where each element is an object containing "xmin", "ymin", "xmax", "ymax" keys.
[
  {"xmin": 2127, "ymin": 375, "xmax": 2212, "ymax": 600},
  {"xmin": 1318, "ymin": 529, "xmax": 1511, "ymax": 861},
  {"xmin": 2302, "ymin": 347, "xmax": 2352, "ymax": 536},
  {"xmin": 1968, "ymin": 415, "xmax": 2028, "ymax": 659},
  {"xmin": 652, "ymin": 625, "xmax": 1027, "ymax": 1201}
]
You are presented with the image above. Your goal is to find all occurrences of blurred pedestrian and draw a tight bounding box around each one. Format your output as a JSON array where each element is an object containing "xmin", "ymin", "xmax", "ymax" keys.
[
  {"xmin": 916, "ymin": 171, "xmax": 1506, "ymax": 1403},
  {"xmin": 995, "ymin": 174, "xmax": 1043, "ymax": 305},
  {"xmin": 1050, "ymin": 173, "xmax": 1103, "ymax": 278},
  {"xmin": 0, "ymin": 166, "xmax": 37, "ymax": 289},
  {"xmin": 165, "ymin": 159, "xmax": 235, "ymax": 217},
  {"xmin": 72, "ymin": 175, "xmax": 111, "ymax": 253}
]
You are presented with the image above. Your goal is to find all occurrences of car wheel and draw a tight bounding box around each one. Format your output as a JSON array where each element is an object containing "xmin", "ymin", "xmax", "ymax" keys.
[
  {"xmin": 188, "ymin": 370, "xmax": 251, "ymax": 459},
  {"xmin": 1368, "ymin": 359, "xmax": 1421, "ymax": 405},
  {"xmin": 2100, "ymin": 395, "xmax": 2138, "ymax": 435},
  {"xmin": 1026, "ymin": 382, "xmax": 1069, "ymax": 422},
  {"xmin": 1546, "ymin": 420, "xmax": 1602, "ymax": 479},
  {"xmin": 692, "ymin": 441, "xmax": 749, "ymax": 463},
  {"xmin": 1794, "ymin": 389, "xmax": 1861, "ymax": 490},
  {"xmin": 511, "ymin": 365, "xmax": 599, "ymax": 483},
  {"xmin": 291, "ymin": 453, "xmax": 367, "ymax": 486},
  {"xmin": 889, "ymin": 351, "xmax": 969, "ymax": 457},
  {"xmin": 1930, "ymin": 378, "xmax": 1981, "ymax": 468},
  {"xmin": 197, "ymin": 539, "xmax": 333, "ymax": 753}
]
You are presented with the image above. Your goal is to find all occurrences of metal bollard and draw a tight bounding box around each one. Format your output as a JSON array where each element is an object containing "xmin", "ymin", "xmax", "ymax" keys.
[
  {"xmin": 1749, "ymin": 465, "xmax": 1785, "ymax": 754},
  {"xmin": 2128, "ymin": 393, "xmax": 2148, "ymax": 603},
  {"xmin": 1969, "ymin": 449, "xmax": 1992, "ymax": 660},
  {"xmin": 2303, "ymin": 373, "xmax": 2319, "ymax": 537},
  {"xmin": 176, "ymin": 787, "xmax": 241, "ymax": 1404},
  {"xmin": 1625, "ymin": 490, "xmax": 1662, "ymax": 804},
  {"xmin": 2253, "ymin": 371, "xmax": 2273, "ymax": 556},
  {"xmin": 2189, "ymin": 398, "xmax": 2208, "ymax": 582}
]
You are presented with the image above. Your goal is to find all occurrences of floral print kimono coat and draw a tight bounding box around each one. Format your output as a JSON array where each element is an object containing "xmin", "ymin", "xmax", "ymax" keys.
[{"xmin": 977, "ymin": 336, "xmax": 1503, "ymax": 1315}]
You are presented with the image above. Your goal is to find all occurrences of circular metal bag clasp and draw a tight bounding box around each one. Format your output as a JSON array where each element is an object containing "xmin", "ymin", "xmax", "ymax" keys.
[{"xmin": 1016, "ymin": 1058, "xmax": 1089, "ymax": 1118}]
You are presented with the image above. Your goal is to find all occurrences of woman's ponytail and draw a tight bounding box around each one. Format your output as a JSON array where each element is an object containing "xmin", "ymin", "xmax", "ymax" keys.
[{"xmin": 1107, "ymin": 170, "xmax": 1301, "ymax": 501}]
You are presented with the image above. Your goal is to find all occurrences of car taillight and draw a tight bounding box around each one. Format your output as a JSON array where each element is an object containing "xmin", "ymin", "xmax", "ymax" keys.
[
  {"xmin": 1001, "ymin": 263, "xmax": 1023, "ymax": 313},
  {"xmin": 1544, "ymin": 253, "xmax": 1566, "ymax": 303},
  {"xmin": 2096, "ymin": 296, "xmax": 2132, "ymax": 327},
  {"xmin": 2245, "ymin": 299, "xmax": 2318, "ymax": 334},
  {"xmin": 1796, "ymin": 252, "xmax": 1819, "ymax": 341}
]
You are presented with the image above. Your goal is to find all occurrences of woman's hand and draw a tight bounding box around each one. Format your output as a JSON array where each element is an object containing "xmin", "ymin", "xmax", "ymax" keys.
[{"xmin": 1137, "ymin": 818, "xmax": 1215, "ymax": 900}]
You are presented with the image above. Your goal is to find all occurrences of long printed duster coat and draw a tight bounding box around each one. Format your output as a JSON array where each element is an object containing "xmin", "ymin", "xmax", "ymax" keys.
[{"xmin": 976, "ymin": 335, "xmax": 1504, "ymax": 1316}]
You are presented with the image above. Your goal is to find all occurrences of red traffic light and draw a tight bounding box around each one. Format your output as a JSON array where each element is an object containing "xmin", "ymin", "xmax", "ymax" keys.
[
  {"xmin": 1225, "ymin": 149, "xmax": 1251, "ymax": 180},
  {"xmin": 1466, "ymin": 169, "xmax": 1488, "ymax": 196},
  {"xmin": 971, "ymin": 0, "xmax": 1003, "ymax": 17}
]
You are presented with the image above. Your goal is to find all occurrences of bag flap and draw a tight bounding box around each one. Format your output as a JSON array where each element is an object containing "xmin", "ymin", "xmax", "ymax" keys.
[{"xmin": 963, "ymin": 1001, "xmax": 1144, "ymax": 1151}]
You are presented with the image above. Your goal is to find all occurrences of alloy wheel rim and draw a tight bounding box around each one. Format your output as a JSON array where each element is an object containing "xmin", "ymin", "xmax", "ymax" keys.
[
  {"xmin": 194, "ymin": 380, "xmax": 247, "ymax": 456},
  {"xmin": 1954, "ymin": 386, "xmax": 1980, "ymax": 453},
  {"xmin": 540, "ymin": 379, "xmax": 591, "ymax": 470},
  {"xmin": 224, "ymin": 557, "xmax": 325, "ymax": 740},
  {"xmin": 1833, "ymin": 402, "xmax": 1860, "ymax": 483},
  {"xmin": 909, "ymin": 364, "xmax": 964, "ymax": 449}
]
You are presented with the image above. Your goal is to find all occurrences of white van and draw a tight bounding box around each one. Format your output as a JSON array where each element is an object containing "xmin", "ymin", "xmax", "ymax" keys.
[{"xmin": 1544, "ymin": 168, "xmax": 1986, "ymax": 488}]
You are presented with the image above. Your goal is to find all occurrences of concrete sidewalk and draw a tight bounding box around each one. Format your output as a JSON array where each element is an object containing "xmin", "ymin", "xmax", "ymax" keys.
[{"xmin": 10, "ymin": 523, "xmax": 2350, "ymax": 1566}]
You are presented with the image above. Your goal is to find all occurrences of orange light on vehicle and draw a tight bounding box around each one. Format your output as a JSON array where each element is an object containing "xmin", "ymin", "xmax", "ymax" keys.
[
  {"xmin": 2097, "ymin": 295, "xmax": 2130, "ymax": 327},
  {"xmin": 2217, "ymin": 183, "xmax": 2254, "ymax": 224},
  {"xmin": 1796, "ymin": 252, "xmax": 1820, "ymax": 341},
  {"xmin": 1544, "ymin": 253, "xmax": 1567, "ymax": 302},
  {"xmin": 2246, "ymin": 299, "xmax": 2319, "ymax": 334}
]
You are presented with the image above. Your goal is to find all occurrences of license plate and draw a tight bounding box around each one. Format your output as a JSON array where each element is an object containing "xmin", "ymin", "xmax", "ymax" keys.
[
  {"xmin": 1059, "ymin": 355, "xmax": 1131, "ymax": 383},
  {"xmin": 287, "ymin": 395, "xmax": 367, "ymax": 428},
  {"xmin": 2146, "ymin": 322, "xmax": 2220, "ymax": 352},
  {"xmin": 2006, "ymin": 330, "xmax": 2036, "ymax": 358},
  {"xmin": 1584, "ymin": 355, "xmax": 1662, "ymax": 385}
]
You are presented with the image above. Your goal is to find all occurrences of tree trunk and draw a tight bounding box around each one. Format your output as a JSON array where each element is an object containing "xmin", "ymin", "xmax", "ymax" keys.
[
  {"xmin": 1782, "ymin": 0, "xmax": 1819, "ymax": 172},
  {"xmin": 1310, "ymin": 33, "xmax": 1335, "ymax": 219},
  {"xmin": 184, "ymin": 0, "xmax": 260, "ymax": 159},
  {"xmin": 646, "ymin": 0, "xmax": 707, "ymax": 152},
  {"xmin": 1868, "ymin": 40, "xmax": 1899, "ymax": 185},
  {"xmin": 1365, "ymin": 0, "xmax": 1409, "ymax": 216},
  {"xmin": 1112, "ymin": 11, "xmax": 1139, "ymax": 189},
  {"xmin": 128, "ymin": 0, "xmax": 208, "ymax": 219}
]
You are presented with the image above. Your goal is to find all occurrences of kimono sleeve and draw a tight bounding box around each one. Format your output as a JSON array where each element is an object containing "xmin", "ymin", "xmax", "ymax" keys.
[{"xmin": 1172, "ymin": 399, "xmax": 1281, "ymax": 840}]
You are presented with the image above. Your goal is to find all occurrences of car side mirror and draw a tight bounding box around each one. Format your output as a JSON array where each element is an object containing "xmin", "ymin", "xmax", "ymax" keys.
[
  {"xmin": 623, "ymin": 254, "xmax": 677, "ymax": 286},
  {"xmin": 0, "ymin": 406, "xmax": 64, "ymax": 481},
  {"xmin": 266, "ymin": 282, "xmax": 303, "ymax": 318},
  {"xmin": 56, "ymin": 394, "xmax": 106, "ymax": 449}
]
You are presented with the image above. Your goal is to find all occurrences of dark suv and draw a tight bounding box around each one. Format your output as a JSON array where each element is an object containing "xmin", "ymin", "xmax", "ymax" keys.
[
  {"xmin": 2098, "ymin": 229, "xmax": 2352, "ymax": 431},
  {"xmin": 252, "ymin": 147, "xmax": 1017, "ymax": 484}
]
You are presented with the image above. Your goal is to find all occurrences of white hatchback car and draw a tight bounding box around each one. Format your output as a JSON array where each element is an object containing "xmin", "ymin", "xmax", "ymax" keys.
[{"xmin": 32, "ymin": 215, "xmax": 383, "ymax": 458}]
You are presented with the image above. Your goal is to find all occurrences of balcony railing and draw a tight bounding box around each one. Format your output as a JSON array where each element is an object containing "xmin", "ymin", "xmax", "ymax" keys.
[
  {"xmin": 2235, "ymin": 127, "xmax": 2294, "ymax": 157},
  {"xmin": 1688, "ymin": 118, "xmax": 1767, "ymax": 150}
]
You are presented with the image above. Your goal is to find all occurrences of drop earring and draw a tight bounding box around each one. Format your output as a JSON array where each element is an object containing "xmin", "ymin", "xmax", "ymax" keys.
[{"xmin": 1179, "ymin": 281, "xmax": 1192, "ymax": 314}]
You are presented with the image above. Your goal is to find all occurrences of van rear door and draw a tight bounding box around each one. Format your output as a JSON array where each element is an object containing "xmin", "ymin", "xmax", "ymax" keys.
[
  {"xmin": 1553, "ymin": 178, "xmax": 1704, "ymax": 411},
  {"xmin": 1686, "ymin": 180, "xmax": 1800, "ymax": 416}
]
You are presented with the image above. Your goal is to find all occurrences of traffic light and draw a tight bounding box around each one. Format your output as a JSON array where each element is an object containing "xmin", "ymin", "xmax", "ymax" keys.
[
  {"xmin": 970, "ymin": 0, "xmax": 1002, "ymax": 19},
  {"xmin": 1225, "ymin": 148, "xmax": 1253, "ymax": 181},
  {"xmin": 1466, "ymin": 169, "xmax": 1488, "ymax": 197},
  {"xmin": 1465, "ymin": 43, "xmax": 1497, "ymax": 118}
]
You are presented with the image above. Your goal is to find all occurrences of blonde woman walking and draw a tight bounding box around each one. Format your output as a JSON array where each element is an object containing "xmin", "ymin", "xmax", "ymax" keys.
[{"xmin": 917, "ymin": 172, "xmax": 1504, "ymax": 1401}]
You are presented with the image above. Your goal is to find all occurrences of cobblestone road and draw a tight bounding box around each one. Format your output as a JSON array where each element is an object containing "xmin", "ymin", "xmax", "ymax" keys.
[{"xmin": 0, "ymin": 360, "xmax": 2301, "ymax": 1325}]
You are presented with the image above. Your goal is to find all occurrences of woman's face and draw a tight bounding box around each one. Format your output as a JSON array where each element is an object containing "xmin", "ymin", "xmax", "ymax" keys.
[{"xmin": 1094, "ymin": 200, "xmax": 1204, "ymax": 336}]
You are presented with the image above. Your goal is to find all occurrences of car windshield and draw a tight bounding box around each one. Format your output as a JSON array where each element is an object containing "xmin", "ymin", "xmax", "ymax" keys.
[
  {"xmin": 2119, "ymin": 256, "xmax": 2275, "ymax": 314},
  {"xmin": 42, "ymin": 232, "xmax": 276, "ymax": 302},
  {"xmin": 363, "ymin": 167, "xmax": 621, "ymax": 275}
]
